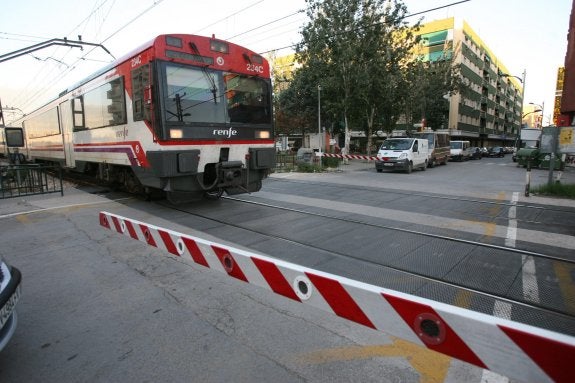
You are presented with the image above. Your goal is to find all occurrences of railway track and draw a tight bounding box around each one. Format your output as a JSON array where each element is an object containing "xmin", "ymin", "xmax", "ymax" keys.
[{"xmin": 263, "ymin": 178, "xmax": 575, "ymax": 228}]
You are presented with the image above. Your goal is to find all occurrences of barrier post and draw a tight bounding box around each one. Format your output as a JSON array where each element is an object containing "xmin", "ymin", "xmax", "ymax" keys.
[{"xmin": 525, "ymin": 159, "xmax": 531, "ymax": 197}]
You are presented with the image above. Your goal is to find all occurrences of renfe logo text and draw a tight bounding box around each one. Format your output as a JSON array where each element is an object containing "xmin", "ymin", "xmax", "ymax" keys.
[{"xmin": 213, "ymin": 128, "xmax": 238, "ymax": 138}]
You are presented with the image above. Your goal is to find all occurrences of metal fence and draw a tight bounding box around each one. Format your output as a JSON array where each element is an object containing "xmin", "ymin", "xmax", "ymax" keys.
[
  {"xmin": 0, "ymin": 164, "xmax": 63, "ymax": 199},
  {"xmin": 274, "ymin": 153, "xmax": 298, "ymax": 172}
]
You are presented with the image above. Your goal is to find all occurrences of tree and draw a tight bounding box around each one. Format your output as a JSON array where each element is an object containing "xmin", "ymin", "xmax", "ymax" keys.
[
  {"xmin": 276, "ymin": 0, "xmax": 461, "ymax": 153},
  {"xmin": 275, "ymin": 65, "xmax": 320, "ymax": 137},
  {"xmin": 296, "ymin": 0, "xmax": 367, "ymax": 154},
  {"xmin": 293, "ymin": 0, "xmax": 422, "ymax": 154},
  {"xmin": 352, "ymin": 1, "xmax": 420, "ymax": 154},
  {"xmin": 404, "ymin": 44, "xmax": 464, "ymax": 131}
]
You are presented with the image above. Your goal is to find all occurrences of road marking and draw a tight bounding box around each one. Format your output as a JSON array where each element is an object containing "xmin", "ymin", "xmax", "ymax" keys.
[
  {"xmin": 505, "ymin": 192, "xmax": 518, "ymax": 248},
  {"xmin": 0, "ymin": 197, "xmax": 133, "ymax": 219},
  {"xmin": 504, "ymin": 191, "xmax": 541, "ymax": 304},
  {"xmin": 492, "ymin": 300, "xmax": 512, "ymax": 320},
  {"xmin": 522, "ymin": 255, "xmax": 541, "ymax": 304},
  {"xmin": 295, "ymin": 337, "xmax": 451, "ymax": 383},
  {"xmin": 454, "ymin": 289, "xmax": 472, "ymax": 308},
  {"xmin": 554, "ymin": 262, "xmax": 575, "ymax": 315}
]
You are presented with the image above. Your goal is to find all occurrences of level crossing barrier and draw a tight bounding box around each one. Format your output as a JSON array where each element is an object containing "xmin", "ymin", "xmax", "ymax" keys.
[
  {"xmin": 320, "ymin": 152, "xmax": 381, "ymax": 161},
  {"xmin": 99, "ymin": 211, "xmax": 575, "ymax": 382}
]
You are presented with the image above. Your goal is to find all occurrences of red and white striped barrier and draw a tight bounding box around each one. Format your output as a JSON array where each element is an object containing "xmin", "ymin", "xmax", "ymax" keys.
[
  {"xmin": 320, "ymin": 152, "xmax": 380, "ymax": 161},
  {"xmin": 100, "ymin": 211, "xmax": 575, "ymax": 382}
]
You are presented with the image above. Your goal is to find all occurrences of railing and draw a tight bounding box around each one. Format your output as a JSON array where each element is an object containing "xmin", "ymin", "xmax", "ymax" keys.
[
  {"xmin": 0, "ymin": 164, "xmax": 63, "ymax": 199},
  {"xmin": 274, "ymin": 153, "xmax": 297, "ymax": 172}
]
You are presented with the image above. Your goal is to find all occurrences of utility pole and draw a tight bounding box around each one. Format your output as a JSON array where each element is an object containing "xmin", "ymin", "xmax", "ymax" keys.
[
  {"xmin": 0, "ymin": 98, "xmax": 5, "ymax": 128},
  {"xmin": 317, "ymin": 84, "xmax": 322, "ymax": 154}
]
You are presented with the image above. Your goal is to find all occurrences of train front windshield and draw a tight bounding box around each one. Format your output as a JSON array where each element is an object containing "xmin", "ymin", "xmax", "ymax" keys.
[{"xmin": 163, "ymin": 63, "xmax": 271, "ymax": 126}]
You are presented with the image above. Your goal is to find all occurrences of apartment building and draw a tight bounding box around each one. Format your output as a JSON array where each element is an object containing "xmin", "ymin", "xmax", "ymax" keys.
[{"xmin": 418, "ymin": 18, "xmax": 523, "ymax": 146}]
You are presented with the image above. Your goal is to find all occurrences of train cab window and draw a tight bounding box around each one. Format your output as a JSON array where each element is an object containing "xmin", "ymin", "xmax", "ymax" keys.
[
  {"xmin": 132, "ymin": 64, "xmax": 150, "ymax": 122},
  {"xmin": 163, "ymin": 63, "xmax": 225, "ymax": 124},
  {"xmin": 224, "ymin": 74, "xmax": 271, "ymax": 124}
]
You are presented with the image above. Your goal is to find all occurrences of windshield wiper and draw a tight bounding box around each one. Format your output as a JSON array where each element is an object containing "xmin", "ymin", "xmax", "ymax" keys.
[{"xmin": 189, "ymin": 42, "xmax": 218, "ymax": 103}]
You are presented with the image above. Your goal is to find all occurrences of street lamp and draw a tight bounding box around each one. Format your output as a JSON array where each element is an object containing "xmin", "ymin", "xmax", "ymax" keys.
[
  {"xmin": 529, "ymin": 102, "xmax": 544, "ymax": 127},
  {"xmin": 522, "ymin": 109, "xmax": 541, "ymax": 119},
  {"xmin": 500, "ymin": 69, "xmax": 526, "ymax": 135}
]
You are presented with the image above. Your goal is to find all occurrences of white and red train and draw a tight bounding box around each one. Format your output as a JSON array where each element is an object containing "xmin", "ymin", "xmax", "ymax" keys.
[{"xmin": 12, "ymin": 34, "xmax": 275, "ymax": 202}]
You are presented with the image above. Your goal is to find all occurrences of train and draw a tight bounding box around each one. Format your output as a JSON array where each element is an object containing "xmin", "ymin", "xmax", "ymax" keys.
[{"xmin": 8, "ymin": 34, "xmax": 276, "ymax": 203}]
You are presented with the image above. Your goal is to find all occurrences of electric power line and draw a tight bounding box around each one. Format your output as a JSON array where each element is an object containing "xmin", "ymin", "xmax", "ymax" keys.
[
  {"xmin": 258, "ymin": 0, "xmax": 471, "ymax": 55},
  {"xmin": 4, "ymin": 0, "xmax": 471, "ymax": 115}
]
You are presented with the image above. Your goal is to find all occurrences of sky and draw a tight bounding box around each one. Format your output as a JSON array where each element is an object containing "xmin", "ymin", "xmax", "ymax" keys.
[{"xmin": 0, "ymin": 0, "xmax": 572, "ymax": 125}]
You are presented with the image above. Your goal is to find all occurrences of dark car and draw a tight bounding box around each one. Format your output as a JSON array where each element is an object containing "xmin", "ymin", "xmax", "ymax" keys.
[
  {"xmin": 488, "ymin": 146, "xmax": 505, "ymax": 157},
  {"xmin": 0, "ymin": 256, "xmax": 21, "ymax": 352},
  {"xmin": 469, "ymin": 147, "xmax": 483, "ymax": 160}
]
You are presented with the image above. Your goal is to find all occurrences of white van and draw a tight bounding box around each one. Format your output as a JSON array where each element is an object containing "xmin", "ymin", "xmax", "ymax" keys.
[
  {"xmin": 450, "ymin": 140, "xmax": 471, "ymax": 161},
  {"xmin": 375, "ymin": 138, "xmax": 429, "ymax": 174}
]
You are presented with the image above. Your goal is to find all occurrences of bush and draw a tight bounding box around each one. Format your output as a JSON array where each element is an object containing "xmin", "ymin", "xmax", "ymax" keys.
[
  {"xmin": 530, "ymin": 183, "xmax": 575, "ymax": 199},
  {"xmin": 297, "ymin": 163, "xmax": 322, "ymax": 173},
  {"xmin": 322, "ymin": 157, "xmax": 341, "ymax": 168}
]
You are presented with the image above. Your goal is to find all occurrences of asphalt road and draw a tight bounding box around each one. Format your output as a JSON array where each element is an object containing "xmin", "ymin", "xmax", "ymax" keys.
[{"xmin": 0, "ymin": 155, "xmax": 573, "ymax": 382}]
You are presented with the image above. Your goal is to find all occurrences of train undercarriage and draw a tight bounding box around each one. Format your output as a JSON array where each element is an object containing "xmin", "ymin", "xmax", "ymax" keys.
[{"xmin": 61, "ymin": 147, "xmax": 276, "ymax": 204}]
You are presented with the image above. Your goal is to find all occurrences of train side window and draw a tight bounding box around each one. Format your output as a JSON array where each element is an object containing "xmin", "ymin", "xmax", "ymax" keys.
[
  {"xmin": 83, "ymin": 77, "xmax": 127, "ymax": 129},
  {"xmin": 73, "ymin": 96, "xmax": 86, "ymax": 131},
  {"xmin": 25, "ymin": 107, "xmax": 60, "ymax": 138}
]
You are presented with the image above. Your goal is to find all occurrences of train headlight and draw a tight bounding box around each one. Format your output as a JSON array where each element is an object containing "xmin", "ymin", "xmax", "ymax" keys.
[
  {"xmin": 170, "ymin": 129, "xmax": 183, "ymax": 139},
  {"xmin": 255, "ymin": 130, "xmax": 270, "ymax": 139}
]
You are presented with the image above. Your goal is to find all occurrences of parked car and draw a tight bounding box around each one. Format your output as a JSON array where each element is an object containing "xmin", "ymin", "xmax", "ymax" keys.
[
  {"xmin": 0, "ymin": 256, "xmax": 21, "ymax": 352},
  {"xmin": 480, "ymin": 147, "xmax": 489, "ymax": 157},
  {"xmin": 469, "ymin": 147, "xmax": 483, "ymax": 160},
  {"xmin": 488, "ymin": 146, "xmax": 505, "ymax": 157}
]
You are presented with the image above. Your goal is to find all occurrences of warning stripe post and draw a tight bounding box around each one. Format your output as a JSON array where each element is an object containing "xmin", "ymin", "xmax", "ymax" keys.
[{"xmin": 100, "ymin": 211, "xmax": 575, "ymax": 382}]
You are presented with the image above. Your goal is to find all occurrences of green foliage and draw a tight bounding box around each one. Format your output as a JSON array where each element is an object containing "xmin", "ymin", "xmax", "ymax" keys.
[
  {"xmin": 530, "ymin": 183, "xmax": 575, "ymax": 199},
  {"xmin": 403, "ymin": 53, "xmax": 464, "ymax": 130},
  {"xmin": 297, "ymin": 163, "xmax": 323, "ymax": 172},
  {"xmin": 322, "ymin": 157, "xmax": 341, "ymax": 168},
  {"xmin": 275, "ymin": 0, "xmax": 463, "ymax": 141}
]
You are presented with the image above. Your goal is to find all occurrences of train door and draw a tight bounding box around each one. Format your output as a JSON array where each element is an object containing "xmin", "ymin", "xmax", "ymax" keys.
[{"xmin": 59, "ymin": 100, "xmax": 75, "ymax": 168}]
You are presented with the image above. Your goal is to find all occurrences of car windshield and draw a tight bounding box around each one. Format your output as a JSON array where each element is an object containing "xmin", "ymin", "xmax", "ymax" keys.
[
  {"xmin": 380, "ymin": 139, "xmax": 412, "ymax": 150},
  {"xmin": 450, "ymin": 142, "xmax": 463, "ymax": 149}
]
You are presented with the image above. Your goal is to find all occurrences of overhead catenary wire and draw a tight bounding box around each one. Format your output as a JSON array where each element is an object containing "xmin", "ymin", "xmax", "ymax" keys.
[
  {"xmin": 194, "ymin": 0, "xmax": 266, "ymax": 35},
  {"xmin": 3, "ymin": 0, "xmax": 470, "ymax": 116},
  {"xmin": 1, "ymin": 0, "xmax": 118, "ymax": 112},
  {"xmin": 258, "ymin": 0, "xmax": 471, "ymax": 55},
  {"xmin": 3, "ymin": 0, "xmax": 165, "ymax": 115}
]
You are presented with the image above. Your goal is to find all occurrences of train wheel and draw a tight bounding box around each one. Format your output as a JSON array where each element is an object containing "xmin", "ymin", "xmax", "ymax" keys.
[
  {"xmin": 124, "ymin": 171, "xmax": 144, "ymax": 194},
  {"xmin": 204, "ymin": 188, "xmax": 224, "ymax": 200}
]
